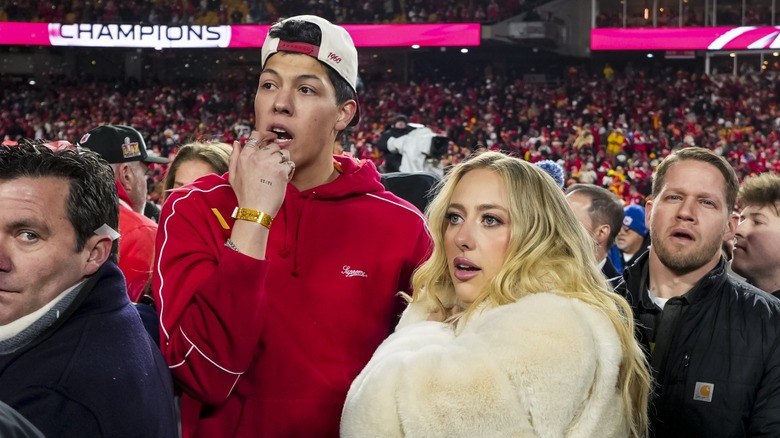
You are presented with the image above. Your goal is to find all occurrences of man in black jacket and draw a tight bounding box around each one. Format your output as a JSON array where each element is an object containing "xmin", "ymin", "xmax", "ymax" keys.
[
  {"xmin": 0, "ymin": 140, "xmax": 177, "ymax": 437},
  {"xmin": 619, "ymin": 147, "xmax": 780, "ymax": 437}
]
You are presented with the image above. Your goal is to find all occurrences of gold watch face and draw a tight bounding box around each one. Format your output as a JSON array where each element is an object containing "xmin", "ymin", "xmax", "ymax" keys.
[
  {"xmin": 237, "ymin": 209, "xmax": 260, "ymax": 221},
  {"xmin": 233, "ymin": 207, "xmax": 273, "ymax": 228}
]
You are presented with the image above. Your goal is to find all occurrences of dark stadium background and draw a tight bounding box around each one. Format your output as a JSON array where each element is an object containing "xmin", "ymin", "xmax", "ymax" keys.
[{"xmin": 2, "ymin": 0, "xmax": 779, "ymax": 206}]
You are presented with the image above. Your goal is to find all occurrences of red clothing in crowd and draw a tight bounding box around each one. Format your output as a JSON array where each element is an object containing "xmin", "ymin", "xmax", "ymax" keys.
[
  {"xmin": 153, "ymin": 155, "xmax": 431, "ymax": 437},
  {"xmin": 116, "ymin": 182, "xmax": 156, "ymax": 302}
]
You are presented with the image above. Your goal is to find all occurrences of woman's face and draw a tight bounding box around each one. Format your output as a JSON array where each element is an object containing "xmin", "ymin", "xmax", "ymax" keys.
[
  {"xmin": 173, "ymin": 159, "xmax": 218, "ymax": 189},
  {"xmin": 444, "ymin": 168, "xmax": 511, "ymax": 305}
]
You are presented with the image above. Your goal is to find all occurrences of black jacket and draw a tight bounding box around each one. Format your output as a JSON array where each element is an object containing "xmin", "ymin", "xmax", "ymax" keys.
[
  {"xmin": 0, "ymin": 401, "xmax": 43, "ymax": 438},
  {"xmin": 601, "ymin": 257, "xmax": 622, "ymax": 290},
  {"xmin": 380, "ymin": 171, "xmax": 440, "ymax": 213},
  {"xmin": 0, "ymin": 262, "xmax": 177, "ymax": 438},
  {"xmin": 619, "ymin": 253, "xmax": 780, "ymax": 437}
]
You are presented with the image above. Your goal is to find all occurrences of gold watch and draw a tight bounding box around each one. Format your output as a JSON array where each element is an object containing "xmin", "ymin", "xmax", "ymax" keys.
[{"xmin": 231, "ymin": 207, "xmax": 273, "ymax": 229}]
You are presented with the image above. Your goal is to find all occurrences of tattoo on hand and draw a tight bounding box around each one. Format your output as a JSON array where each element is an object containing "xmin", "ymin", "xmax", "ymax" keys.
[{"xmin": 260, "ymin": 179, "xmax": 273, "ymax": 186}]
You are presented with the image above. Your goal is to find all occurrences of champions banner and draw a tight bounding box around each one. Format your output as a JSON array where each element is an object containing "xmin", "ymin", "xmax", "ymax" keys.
[
  {"xmin": 0, "ymin": 22, "xmax": 480, "ymax": 48},
  {"xmin": 592, "ymin": 26, "xmax": 780, "ymax": 51}
]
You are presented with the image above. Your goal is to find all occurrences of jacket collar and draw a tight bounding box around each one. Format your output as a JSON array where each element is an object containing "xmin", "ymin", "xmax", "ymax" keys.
[
  {"xmin": 624, "ymin": 251, "xmax": 728, "ymax": 311},
  {"xmin": 1, "ymin": 262, "xmax": 128, "ymax": 358},
  {"xmin": 115, "ymin": 181, "xmax": 134, "ymax": 211}
]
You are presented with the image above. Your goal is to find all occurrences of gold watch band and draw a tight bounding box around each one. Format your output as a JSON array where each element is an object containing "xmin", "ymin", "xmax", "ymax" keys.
[{"xmin": 231, "ymin": 207, "xmax": 273, "ymax": 229}]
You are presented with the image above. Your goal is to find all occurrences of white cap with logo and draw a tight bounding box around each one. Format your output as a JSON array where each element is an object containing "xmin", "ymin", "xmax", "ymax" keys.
[{"xmin": 260, "ymin": 15, "xmax": 360, "ymax": 126}]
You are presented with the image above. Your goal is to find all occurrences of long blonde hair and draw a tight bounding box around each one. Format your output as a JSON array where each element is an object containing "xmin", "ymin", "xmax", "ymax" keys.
[{"xmin": 412, "ymin": 151, "xmax": 650, "ymax": 437}]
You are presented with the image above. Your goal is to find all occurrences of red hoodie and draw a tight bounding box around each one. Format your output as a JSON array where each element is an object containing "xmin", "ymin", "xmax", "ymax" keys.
[
  {"xmin": 116, "ymin": 182, "xmax": 157, "ymax": 302},
  {"xmin": 153, "ymin": 155, "xmax": 431, "ymax": 437}
]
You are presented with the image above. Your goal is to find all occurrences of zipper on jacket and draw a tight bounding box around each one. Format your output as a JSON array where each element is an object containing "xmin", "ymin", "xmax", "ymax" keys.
[
  {"xmin": 667, "ymin": 351, "xmax": 690, "ymax": 386},
  {"xmin": 674, "ymin": 352, "xmax": 691, "ymax": 385}
]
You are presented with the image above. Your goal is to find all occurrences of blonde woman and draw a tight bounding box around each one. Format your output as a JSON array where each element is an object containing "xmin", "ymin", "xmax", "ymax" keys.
[
  {"xmin": 161, "ymin": 141, "xmax": 231, "ymax": 202},
  {"xmin": 341, "ymin": 151, "xmax": 651, "ymax": 437}
]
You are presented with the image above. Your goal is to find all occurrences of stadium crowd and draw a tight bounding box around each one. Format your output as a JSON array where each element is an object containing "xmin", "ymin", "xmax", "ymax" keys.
[
  {"xmin": 4, "ymin": 14, "xmax": 780, "ymax": 438},
  {"xmin": 0, "ymin": 0, "xmax": 534, "ymax": 25},
  {"xmin": 3, "ymin": 65, "xmax": 779, "ymax": 206}
]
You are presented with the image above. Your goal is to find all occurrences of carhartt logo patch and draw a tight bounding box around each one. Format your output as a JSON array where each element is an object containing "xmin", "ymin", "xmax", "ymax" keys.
[
  {"xmin": 341, "ymin": 265, "xmax": 367, "ymax": 278},
  {"xmin": 693, "ymin": 382, "xmax": 714, "ymax": 402}
]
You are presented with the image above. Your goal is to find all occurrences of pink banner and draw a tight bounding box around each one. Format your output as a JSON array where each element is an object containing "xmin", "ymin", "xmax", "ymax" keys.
[
  {"xmin": 0, "ymin": 22, "xmax": 480, "ymax": 48},
  {"xmin": 230, "ymin": 24, "xmax": 481, "ymax": 47},
  {"xmin": 0, "ymin": 22, "xmax": 50, "ymax": 45},
  {"xmin": 592, "ymin": 26, "xmax": 780, "ymax": 51}
]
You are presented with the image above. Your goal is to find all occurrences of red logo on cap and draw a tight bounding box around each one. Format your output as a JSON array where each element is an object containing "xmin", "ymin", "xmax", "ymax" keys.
[
  {"xmin": 328, "ymin": 52, "xmax": 342, "ymax": 64},
  {"xmin": 277, "ymin": 41, "xmax": 320, "ymax": 58}
]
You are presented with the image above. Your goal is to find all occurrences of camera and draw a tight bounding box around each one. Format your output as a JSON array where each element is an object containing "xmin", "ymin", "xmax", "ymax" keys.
[
  {"xmin": 377, "ymin": 122, "xmax": 448, "ymax": 174},
  {"xmin": 429, "ymin": 134, "xmax": 449, "ymax": 158}
]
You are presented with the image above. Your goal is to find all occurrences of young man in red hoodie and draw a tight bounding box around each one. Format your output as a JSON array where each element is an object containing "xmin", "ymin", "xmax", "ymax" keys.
[{"xmin": 154, "ymin": 15, "xmax": 431, "ymax": 437}]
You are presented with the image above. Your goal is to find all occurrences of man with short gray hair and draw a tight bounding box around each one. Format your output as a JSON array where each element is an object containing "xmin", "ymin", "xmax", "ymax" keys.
[{"xmin": 77, "ymin": 124, "xmax": 168, "ymax": 301}]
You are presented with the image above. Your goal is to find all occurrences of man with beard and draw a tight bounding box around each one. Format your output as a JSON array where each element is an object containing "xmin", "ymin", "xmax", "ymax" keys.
[{"xmin": 619, "ymin": 147, "xmax": 780, "ymax": 437}]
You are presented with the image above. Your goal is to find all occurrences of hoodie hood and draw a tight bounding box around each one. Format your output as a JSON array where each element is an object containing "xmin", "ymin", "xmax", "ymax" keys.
[{"xmin": 294, "ymin": 154, "xmax": 386, "ymax": 199}]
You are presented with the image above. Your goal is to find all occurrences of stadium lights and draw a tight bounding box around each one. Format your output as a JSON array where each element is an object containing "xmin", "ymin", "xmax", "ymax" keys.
[
  {"xmin": 460, "ymin": 48, "xmax": 468, "ymax": 53},
  {"xmin": 646, "ymin": 53, "xmax": 654, "ymax": 58},
  {"xmin": 411, "ymin": 44, "xmax": 420, "ymax": 49}
]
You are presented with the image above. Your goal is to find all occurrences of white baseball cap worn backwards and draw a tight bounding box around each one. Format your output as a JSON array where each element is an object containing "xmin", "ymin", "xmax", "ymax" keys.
[{"xmin": 261, "ymin": 15, "xmax": 360, "ymax": 126}]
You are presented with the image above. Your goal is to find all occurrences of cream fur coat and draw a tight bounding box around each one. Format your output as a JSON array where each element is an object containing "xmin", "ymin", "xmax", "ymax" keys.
[{"xmin": 341, "ymin": 292, "xmax": 629, "ymax": 437}]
